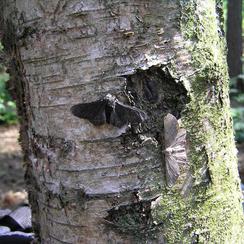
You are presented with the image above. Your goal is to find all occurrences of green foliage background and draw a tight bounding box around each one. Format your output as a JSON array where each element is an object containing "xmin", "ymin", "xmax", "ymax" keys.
[
  {"xmin": 0, "ymin": 43, "xmax": 17, "ymax": 124},
  {"xmin": 230, "ymin": 77, "xmax": 244, "ymax": 142},
  {"xmin": 223, "ymin": 0, "xmax": 244, "ymax": 143}
]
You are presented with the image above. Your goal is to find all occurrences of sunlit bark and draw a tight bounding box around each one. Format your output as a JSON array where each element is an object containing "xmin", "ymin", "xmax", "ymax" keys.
[{"xmin": 1, "ymin": 1, "xmax": 243, "ymax": 243}]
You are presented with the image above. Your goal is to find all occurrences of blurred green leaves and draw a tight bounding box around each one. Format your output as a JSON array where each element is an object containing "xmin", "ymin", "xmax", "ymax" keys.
[
  {"xmin": 231, "ymin": 107, "xmax": 244, "ymax": 142},
  {"xmin": 230, "ymin": 76, "xmax": 244, "ymax": 143},
  {"xmin": 0, "ymin": 42, "xmax": 17, "ymax": 124}
]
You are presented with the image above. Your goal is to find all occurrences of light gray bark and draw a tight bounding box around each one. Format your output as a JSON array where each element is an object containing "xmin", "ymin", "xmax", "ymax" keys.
[{"xmin": 1, "ymin": 0, "xmax": 243, "ymax": 243}]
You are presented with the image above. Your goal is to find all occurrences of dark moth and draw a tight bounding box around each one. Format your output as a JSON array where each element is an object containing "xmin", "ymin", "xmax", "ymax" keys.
[
  {"xmin": 71, "ymin": 94, "xmax": 147, "ymax": 128},
  {"xmin": 164, "ymin": 113, "xmax": 187, "ymax": 187}
]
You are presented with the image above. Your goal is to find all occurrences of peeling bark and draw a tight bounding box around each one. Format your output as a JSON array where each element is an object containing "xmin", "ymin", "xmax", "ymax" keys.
[{"xmin": 1, "ymin": 0, "xmax": 243, "ymax": 243}]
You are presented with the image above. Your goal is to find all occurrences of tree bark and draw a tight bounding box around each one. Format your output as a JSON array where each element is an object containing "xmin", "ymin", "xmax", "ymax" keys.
[
  {"xmin": 226, "ymin": 0, "xmax": 243, "ymax": 89},
  {"xmin": 1, "ymin": 0, "xmax": 243, "ymax": 243}
]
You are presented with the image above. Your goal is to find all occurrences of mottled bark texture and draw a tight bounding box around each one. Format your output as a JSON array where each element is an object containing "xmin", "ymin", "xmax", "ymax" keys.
[{"xmin": 1, "ymin": 0, "xmax": 243, "ymax": 243}]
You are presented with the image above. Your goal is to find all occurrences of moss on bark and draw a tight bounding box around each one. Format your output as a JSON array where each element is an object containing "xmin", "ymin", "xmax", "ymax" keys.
[
  {"xmin": 2, "ymin": 0, "xmax": 243, "ymax": 243},
  {"xmin": 152, "ymin": 1, "xmax": 244, "ymax": 243}
]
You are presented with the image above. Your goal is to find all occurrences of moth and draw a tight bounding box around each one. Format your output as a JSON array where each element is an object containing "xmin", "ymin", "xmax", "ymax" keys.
[
  {"xmin": 163, "ymin": 113, "xmax": 187, "ymax": 187},
  {"xmin": 71, "ymin": 94, "xmax": 147, "ymax": 128}
]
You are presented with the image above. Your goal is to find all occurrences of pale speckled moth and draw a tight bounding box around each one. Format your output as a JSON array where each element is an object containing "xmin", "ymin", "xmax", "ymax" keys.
[{"xmin": 164, "ymin": 113, "xmax": 187, "ymax": 187}]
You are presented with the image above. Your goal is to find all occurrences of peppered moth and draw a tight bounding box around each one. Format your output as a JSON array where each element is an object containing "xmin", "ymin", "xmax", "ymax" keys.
[
  {"xmin": 71, "ymin": 94, "xmax": 147, "ymax": 128},
  {"xmin": 164, "ymin": 113, "xmax": 187, "ymax": 187}
]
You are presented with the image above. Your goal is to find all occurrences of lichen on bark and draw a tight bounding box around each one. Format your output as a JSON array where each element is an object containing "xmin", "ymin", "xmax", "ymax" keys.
[
  {"xmin": 161, "ymin": 1, "xmax": 244, "ymax": 243},
  {"xmin": 1, "ymin": 0, "xmax": 243, "ymax": 243}
]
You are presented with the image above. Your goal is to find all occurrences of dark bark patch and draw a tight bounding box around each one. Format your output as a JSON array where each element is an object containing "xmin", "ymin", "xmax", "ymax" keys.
[
  {"xmin": 124, "ymin": 66, "xmax": 189, "ymax": 135},
  {"xmin": 104, "ymin": 200, "xmax": 161, "ymax": 239},
  {"xmin": 123, "ymin": 66, "xmax": 189, "ymax": 182}
]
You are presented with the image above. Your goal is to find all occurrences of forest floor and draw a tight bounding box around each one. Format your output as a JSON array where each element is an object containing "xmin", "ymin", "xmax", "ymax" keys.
[
  {"xmin": 0, "ymin": 125, "xmax": 243, "ymax": 207},
  {"xmin": 0, "ymin": 125, "xmax": 25, "ymax": 206}
]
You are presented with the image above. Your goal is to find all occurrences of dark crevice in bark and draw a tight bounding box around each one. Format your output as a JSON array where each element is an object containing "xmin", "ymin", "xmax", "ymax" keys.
[
  {"xmin": 104, "ymin": 197, "xmax": 162, "ymax": 240},
  {"xmin": 124, "ymin": 65, "xmax": 189, "ymax": 144},
  {"xmin": 125, "ymin": 66, "xmax": 189, "ymax": 120}
]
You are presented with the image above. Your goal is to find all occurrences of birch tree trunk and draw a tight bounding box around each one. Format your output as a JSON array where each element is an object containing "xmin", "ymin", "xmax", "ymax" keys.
[{"xmin": 1, "ymin": 0, "xmax": 243, "ymax": 243}]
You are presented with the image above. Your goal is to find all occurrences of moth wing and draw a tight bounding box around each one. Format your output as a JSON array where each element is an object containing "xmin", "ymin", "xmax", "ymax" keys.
[
  {"xmin": 164, "ymin": 113, "xmax": 179, "ymax": 148},
  {"xmin": 110, "ymin": 102, "xmax": 147, "ymax": 128},
  {"xmin": 71, "ymin": 100, "xmax": 107, "ymax": 126},
  {"xmin": 164, "ymin": 118, "xmax": 187, "ymax": 187},
  {"xmin": 109, "ymin": 107, "xmax": 124, "ymax": 128},
  {"xmin": 174, "ymin": 128, "xmax": 186, "ymax": 145},
  {"xmin": 170, "ymin": 128, "xmax": 187, "ymax": 164},
  {"xmin": 165, "ymin": 154, "xmax": 180, "ymax": 187}
]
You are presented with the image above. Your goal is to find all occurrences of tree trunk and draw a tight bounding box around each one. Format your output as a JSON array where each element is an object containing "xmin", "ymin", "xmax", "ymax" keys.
[
  {"xmin": 1, "ymin": 0, "xmax": 243, "ymax": 243},
  {"xmin": 226, "ymin": 0, "xmax": 243, "ymax": 89}
]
